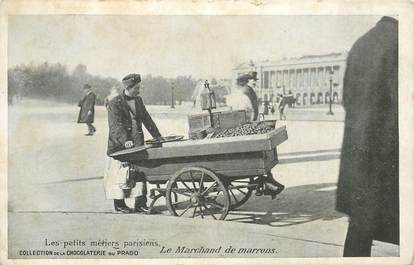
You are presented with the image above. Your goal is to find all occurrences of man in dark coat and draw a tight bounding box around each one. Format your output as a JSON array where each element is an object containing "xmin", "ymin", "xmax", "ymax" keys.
[
  {"xmin": 104, "ymin": 73, "xmax": 162, "ymax": 214},
  {"xmin": 77, "ymin": 84, "xmax": 96, "ymax": 136},
  {"xmin": 278, "ymin": 94, "xmax": 287, "ymax": 120},
  {"xmin": 336, "ymin": 16, "xmax": 399, "ymax": 256}
]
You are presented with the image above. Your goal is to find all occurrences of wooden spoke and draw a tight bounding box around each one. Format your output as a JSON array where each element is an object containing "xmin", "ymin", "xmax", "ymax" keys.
[
  {"xmin": 235, "ymin": 188, "xmax": 248, "ymax": 196},
  {"xmin": 212, "ymin": 177, "xmax": 255, "ymax": 211},
  {"xmin": 204, "ymin": 199, "xmax": 225, "ymax": 210},
  {"xmin": 201, "ymin": 202, "xmax": 217, "ymax": 220},
  {"xmin": 229, "ymin": 189, "xmax": 240, "ymax": 203},
  {"xmin": 198, "ymin": 171, "xmax": 205, "ymax": 193},
  {"xmin": 201, "ymin": 181, "xmax": 218, "ymax": 195},
  {"xmin": 170, "ymin": 188, "xmax": 192, "ymax": 197},
  {"xmin": 178, "ymin": 203, "xmax": 194, "ymax": 217},
  {"xmin": 171, "ymin": 199, "xmax": 191, "ymax": 206},
  {"xmin": 189, "ymin": 171, "xmax": 197, "ymax": 191},
  {"xmin": 204, "ymin": 193, "xmax": 221, "ymax": 199},
  {"xmin": 177, "ymin": 177, "xmax": 194, "ymax": 193}
]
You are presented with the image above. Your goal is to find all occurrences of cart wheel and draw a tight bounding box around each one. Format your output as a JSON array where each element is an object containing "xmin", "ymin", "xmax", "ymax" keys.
[
  {"xmin": 223, "ymin": 177, "xmax": 255, "ymax": 210},
  {"xmin": 166, "ymin": 167, "xmax": 230, "ymax": 220},
  {"xmin": 149, "ymin": 183, "xmax": 177, "ymax": 212}
]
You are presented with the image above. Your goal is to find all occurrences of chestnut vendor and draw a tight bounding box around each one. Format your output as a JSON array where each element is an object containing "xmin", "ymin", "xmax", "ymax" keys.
[
  {"xmin": 226, "ymin": 71, "xmax": 284, "ymax": 198},
  {"xmin": 104, "ymin": 73, "xmax": 163, "ymax": 214}
]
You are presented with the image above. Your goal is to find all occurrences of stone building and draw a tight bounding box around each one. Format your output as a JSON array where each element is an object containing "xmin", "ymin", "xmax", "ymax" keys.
[{"xmin": 232, "ymin": 52, "xmax": 348, "ymax": 106}]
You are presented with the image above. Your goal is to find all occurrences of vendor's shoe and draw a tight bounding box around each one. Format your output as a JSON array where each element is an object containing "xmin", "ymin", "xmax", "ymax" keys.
[
  {"xmin": 85, "ymin": 133, "xmax": 93, "ymax": 136},
  {"xmin": 135, "ymin": 204, "xmax": 154, "ymax": 215},
  {"xmin": 114, "ymin": 205, "xmax": 134, "ymax": 214},
  {"xmin": 114, "ymin": 199, "xmax": 134, "ymax": 213},
  {"xmin": 263, "ymin": 182, "xmax": 285, "ymax": 200},
  {"xmin": 255, "ymin": 186, "xmax": 264, "ymax": 196}
]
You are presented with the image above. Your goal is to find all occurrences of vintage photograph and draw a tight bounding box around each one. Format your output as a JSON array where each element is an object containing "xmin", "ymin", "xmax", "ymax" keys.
[{"xmin": 2, "ymin": 3, "xmax": 410, "ymax": 263}]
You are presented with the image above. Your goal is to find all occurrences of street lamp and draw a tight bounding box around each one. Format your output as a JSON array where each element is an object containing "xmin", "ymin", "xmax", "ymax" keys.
[
  {"xmin": 201, "ymin": 80, "xmax": 217, "ymax": 127},
  {"xmin": 327, "ymin": 70, "xmax": 334, "ymax": 115},
  {"xmin": 171, "ymin": 82, "xmax": 175, "ymax": 109}
]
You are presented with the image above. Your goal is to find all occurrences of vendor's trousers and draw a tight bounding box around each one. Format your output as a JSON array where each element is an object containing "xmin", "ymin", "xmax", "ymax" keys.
[
  {"xmin": 114, "ymin": 196, "xmax": 147, "ymax": 208},
  {"xmin": 104, "ymin": 157, "xmax": 146, "ymax": 200}
]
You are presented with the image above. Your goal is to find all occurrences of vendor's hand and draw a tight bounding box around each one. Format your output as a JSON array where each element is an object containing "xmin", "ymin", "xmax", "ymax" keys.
[
  {"xmin": 87, "ymin": 110, "xmax": 92, "ymax": 116},
  {"xmin": 124, "ymin": 141, "xmax": 134, "ymax": 148}
]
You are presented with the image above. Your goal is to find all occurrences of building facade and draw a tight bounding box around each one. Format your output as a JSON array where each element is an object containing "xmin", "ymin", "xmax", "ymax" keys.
[{"xmin": 232, "ymin": 52, "xmax": 348, "ymax": 106}]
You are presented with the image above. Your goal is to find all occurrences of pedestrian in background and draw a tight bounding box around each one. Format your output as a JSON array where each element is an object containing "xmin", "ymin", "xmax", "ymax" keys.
[
  {"xmin": 336, "ymin": 16, "xmax": 399, "ymax": 257},
  {"xmin": 77, "ymin": 84, "xmax": 96, "ymax": 136},
  {"xmin": 278, "ymin": 94, "xmax": 286, "ymax": 120},
  {"xmin": 263, "ymin": 103, "xmax": 269, "ymax": 116},
  {"xmin": 287, "ymin": 90, "xmax": 295, "ymax": 108},
  {"xmin": 270, "ymin": 105, "xmax": 275, "ymax": 116}
]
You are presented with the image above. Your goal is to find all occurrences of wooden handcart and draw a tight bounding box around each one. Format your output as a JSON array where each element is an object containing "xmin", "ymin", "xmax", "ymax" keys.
[{"xmin": 111, "ymin": 126, "xmax": 288, "ymax": 220}]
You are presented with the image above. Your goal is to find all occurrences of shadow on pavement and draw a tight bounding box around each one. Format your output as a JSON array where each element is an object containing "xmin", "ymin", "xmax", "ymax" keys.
[
  {"xmin": 226, "ymin": 182, "xmax": 345, "ymax": 227},
  {"xmin": 279, "ymin": 153, "xmax": 340, "ymax": 165},
  {"xmin": 279, "ymin": 148, "xmax": 341, "ymax": 157}
]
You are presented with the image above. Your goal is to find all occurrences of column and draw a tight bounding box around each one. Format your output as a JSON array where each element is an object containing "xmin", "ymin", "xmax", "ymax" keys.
[
  {"xmin": 269, "ymin": 71, "xmax": 273, "ymax": 89},
  {"xmin": 285, "ymin": 69, "xmax": 289, "ymax": 93},
  {"xmin": 294, "ymin": 69, "xmax": 298, "ymax": 91},
  {"xmin": 265, "ymin": 71, "xmax": 270, "ymax": 89},
  {"xmin": 310, "ymin": 68, "xmax": 313, "ymax": 87},
  {"xmin": 286, "ymin": 70, "xmax": 289, "ymax": 90},
  {"xmin": 298, "ymin": 69, "xmax": 302, "ymax": 91},
  {"xmin": 289, "ymin": 69, "xmax": 295, "ymax": 92},
  {"xmin": 259, "ymin": 66, "xmax": 263, "ymax": 89},
  {"xmin": 319, "ymin": 67, "xmax": 323, "ymax": 88}
]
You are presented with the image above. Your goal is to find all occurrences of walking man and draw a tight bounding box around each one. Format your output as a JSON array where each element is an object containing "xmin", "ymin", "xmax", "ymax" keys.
[
  {"xmin": 278, "ymin": 94, "xmax": 287, "ymax": 120},
  {"xmin": 77, "ymin": 84, "xmax": 96, "ymax": 136},
  {"xmin": 336, "ymin": 16, "xmax": 399, "ymax": 256}
]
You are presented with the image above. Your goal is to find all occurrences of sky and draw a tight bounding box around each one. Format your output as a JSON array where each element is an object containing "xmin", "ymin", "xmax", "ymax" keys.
[{"xmin": 8, "ymin": 15, "xmax": 383, "ymax": 80}]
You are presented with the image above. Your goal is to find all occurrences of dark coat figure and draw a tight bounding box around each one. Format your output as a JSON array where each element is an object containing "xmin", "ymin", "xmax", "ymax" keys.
[
  {"xmin": 106, "ymin": 94, "xmax": 161, "ymax": 156},
  {"xmin": 278, "ymin": 95, "xmax": 287, "ymax": 120},
  {"xmin": 336, "ymin": 17, "xmax": 399, "ymax": 255},
  {"xmin": 286, "ymin": 91, "xmax": 295, "ymax": 108},
  {"xmin": 284, "ymin": 95, "xmax": 296, "ymax": 108},
  {"xmin": 244, "ymin": 85, "xmax": 259, "ymax": 121},
  {"xmin": 263, "ymin": 104, "xmax": 269, "ymax": 115},
  {"xmin": 77, "ymin": 91, "xmax": 96, "ymax": 124}
]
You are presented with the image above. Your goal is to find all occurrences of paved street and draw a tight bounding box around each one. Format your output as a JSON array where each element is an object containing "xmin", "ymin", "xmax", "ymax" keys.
[{"xmin": 7, "ymin": 102, "xmax": 399, "ymax": 258}]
